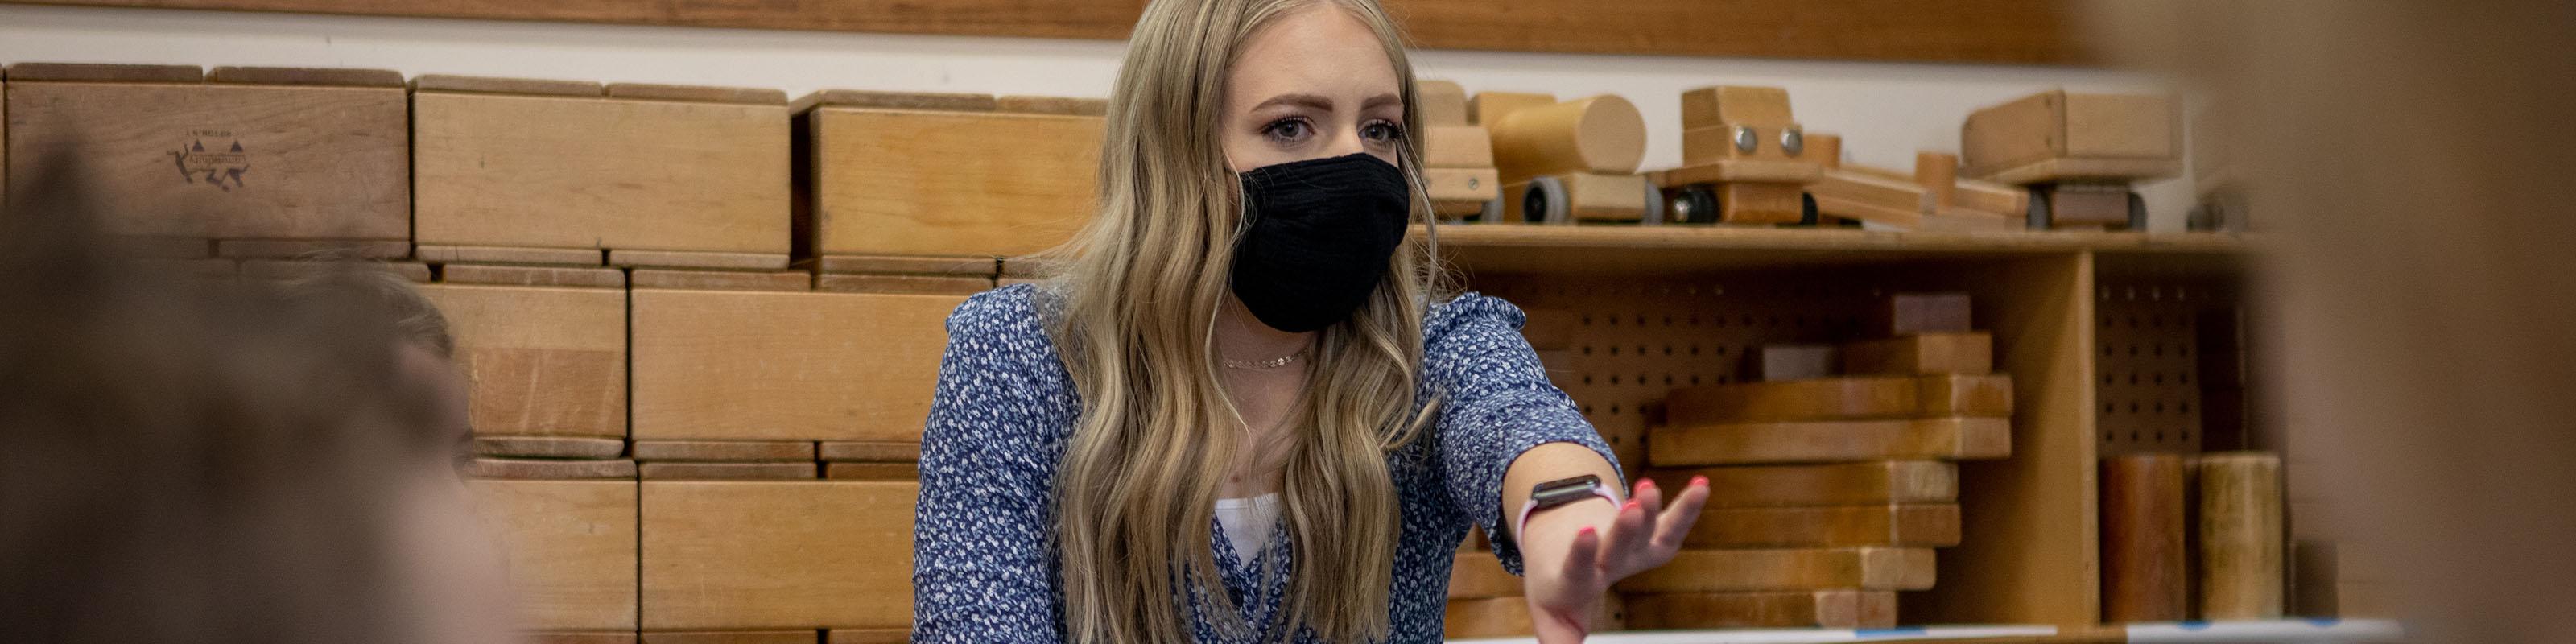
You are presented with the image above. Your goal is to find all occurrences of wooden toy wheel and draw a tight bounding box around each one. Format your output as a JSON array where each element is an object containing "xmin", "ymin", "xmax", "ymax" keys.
[
  {"xmin": 1639, "ymin": 180, "xmax": 1667, "ymax": 225},
  {"xmin": 1519, "ymin": 175, "xmax": 1571, "ymax": 225},
  {"xmin": 1666, "ymin": 184, "xmax": 1719, "ymax": 225},
  {"xmin": 1798, "ymin": 192, "xmax": 1821, "ymax": 226},
  {"xmin": 1478, "ymin": 196, "xmax": 1503, "ymax": 224}
]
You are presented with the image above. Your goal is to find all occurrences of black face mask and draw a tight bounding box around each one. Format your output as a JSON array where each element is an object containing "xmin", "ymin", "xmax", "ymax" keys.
[{"xmin": 1230, "ymin": 153, "xmax": 1411, "ymax": 333}]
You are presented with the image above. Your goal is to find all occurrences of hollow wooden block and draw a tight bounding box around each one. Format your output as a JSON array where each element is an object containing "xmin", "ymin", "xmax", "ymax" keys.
[
  {"xmin": 1841, "ymin": 332, "xmax": 1994, "ymax": 376},
  {"xmin": 2101, "ymin": 453, "xmax": 2188, "ymax": 622},
  {"xmin": 1665, "ymin": 374, "xmax": 2013, "ymax": 426},
  {"xmin": 1613, "ymin": 547, "xmax": 1936, "ymax": 592},
  {"xmin": 413, "ymin": 83, "xmax": 790, "ymax": 258},
  {"xmin": 1623, "ymin": 589, "xmax": 1896, "ymax": 630},
  {"xmin": 1647, "ymin": 417, "xmax": 2012, "ymax": 466},
  {"xmin": 1641, "ymin": 461, "xmax": 1956, "ymax": 508},
  {"xmin": 421, "ymin": 284, "xmax": 628, "ymax": 440},
  {"xmin": 2198, "ymin": 452, "xmax": 2285, "ymax": 620},
  {"xmin": 1875, "ymin": 291, "xmax": 1973, "ymax": 336},
  {"xmin": 1686, "ymin": 504, "xmax": 1961, "ymax": 548},
  {"xmin": 1449, "ymin": 551, "xmax": 1521, "ymax": 598},
  {"xmin": 1487, "ymin": 95, "xmax": 1645, "ymax": 184},
  {"xmin": 1422, "ymin": 124, "xmax": 1494, "ymax": 167},
  {"xmin": 640, "ymin": 481, "xmax": 917, "ymax": 630},
  {"xmin": 1962, "ymin": 89, "xmax": 2180, "ymax": 182},
  {"xmin": 1756, "ymin": 344, "xmax": 1839, "ymax": 382},
  {"xmin": 1681, "ymin": 85, "xmax": 1794, "ymax": 129},
  {"xmin": 632, "ymin": 291, "xmax": 959, "ymax": 443},
  {"xmin": 471, "ymin": 480, "xmax": 639, "ymax": 630},
  {"xmin": 1416, "ymin": 79, "xmax": 1468, "ymax": 126},
  {"xmin": 3, "ymin": 64, "xmax": 407, "ymax": 243},
  {"xmin": 1443, "ymin": 594, "xmax": 1620, "ymax": 639},
  {"xmin": 803, "ymin": 105, "xmax": 1101, "ymax": 258}
]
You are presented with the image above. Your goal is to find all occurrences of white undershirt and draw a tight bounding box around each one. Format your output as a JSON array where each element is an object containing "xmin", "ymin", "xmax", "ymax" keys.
[{"xmin": 1215, "ymin": 493, "xmax": 1281, "ymax": 561}]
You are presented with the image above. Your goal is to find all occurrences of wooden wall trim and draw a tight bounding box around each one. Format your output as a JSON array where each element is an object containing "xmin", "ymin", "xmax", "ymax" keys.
[{"xmin": 7, "ymin": 0, "xmax": 2088, "ymax": 64}]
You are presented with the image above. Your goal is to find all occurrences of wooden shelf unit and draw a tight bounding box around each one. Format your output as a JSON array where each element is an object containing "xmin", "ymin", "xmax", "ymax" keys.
[{"xmin": 1427, "ymin": 225, "xmax": 2257, "ymax": 628}]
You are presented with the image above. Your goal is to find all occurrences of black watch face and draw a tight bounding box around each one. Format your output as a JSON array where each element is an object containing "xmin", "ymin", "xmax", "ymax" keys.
[{"xmin": 1531, "ymin": 474, "xmax": 1601, "ymax": 509}]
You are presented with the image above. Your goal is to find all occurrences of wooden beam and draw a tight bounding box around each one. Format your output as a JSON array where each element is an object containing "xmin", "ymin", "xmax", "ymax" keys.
[{"xmin": 10, "ymin": 0, "xmax": 2088, "ymax": 64}]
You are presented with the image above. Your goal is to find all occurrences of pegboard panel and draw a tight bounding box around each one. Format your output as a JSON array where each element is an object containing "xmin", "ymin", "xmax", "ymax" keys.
[
  {"xmin": 2093, "ymin": 278, "xmax": 2243, "ymax": 456},
  {"xmin": 1476, "ymin": 272, "xmax": 1902, "ymax": 470}
]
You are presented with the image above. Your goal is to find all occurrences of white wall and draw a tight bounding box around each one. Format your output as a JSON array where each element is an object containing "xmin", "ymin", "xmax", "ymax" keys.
[{"xmin": 0, "ymin": 4, "xmax": 2195, "ymax": 229}]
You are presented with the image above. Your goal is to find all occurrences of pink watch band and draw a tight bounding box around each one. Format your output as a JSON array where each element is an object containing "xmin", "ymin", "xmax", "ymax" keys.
[{"xmin": 1513, "ymin": 480, "xmax": 1621, "ymax": 542}]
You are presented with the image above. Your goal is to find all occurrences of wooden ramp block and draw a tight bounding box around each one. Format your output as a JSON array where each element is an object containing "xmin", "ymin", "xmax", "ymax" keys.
[
  {"xmin": 640, "ymin": 481, "xmax": 917, "ymax": 630},
  {"xmin": 633, "ymin": 440, "xmax": 818, "ymax": 462},
  {"xmin": 1614, "ymin": 547, "xmax": 1935, "ymax": 593},
  {"xmin": 1623, "ymin": 589, "xmax": 1896, "ymax": 630},
  {"xmin": 1686, "ymin": 504, "xmax": 1961, "ymax": 548},
  {"xmin": 1648, "ymin": 417, "xmax": 2012, "ymax": 466},
  {"xmin": 1415, "ymin": 79, "xmax": 1468, "ymax": 126},
  {"xmin": 1664, "ymin": 374, "xmax": 2013, "ymax": 426},
  {"xmin": 421, "ymin": 285, "xmax": 627, "ymax": 440},
  {"xmin": 2101, "ymin": 453, "xmax": 2188, "ymax": 622},
  {"xmin": 475, "ymin": 436, "xmax": 628, "ymax": 460},
  {"xmin": 632, "ymin": 291, "xmax": 960, "ymax": 443},
  {"xmin": 1841, "ymin": 332, "xmax": 1994, "ymax": 376},
  {"xmin": 413, "ymin": 89, "xmax": 791, "ymax": 255},
  {"xmin": 1444, "ymin": 594, "xmax": 1620, "ymax": 639},
  {"xmin": 471, "ymin": 480, "xmax": 638, "ymax": 630},
  {"xmin": 2198, "ymin": 452, "xmax": 2285, "ymax": 620},
  {"xmin": 1449, "ymin": 552, "xmax": 1521, "ymax": 598},
  {"xmin": 805, "ymin": 108, "xmax": 1100, "ymax": 258},
  {"xmin": 1641, "ymin": 461, "xmax": 1955, "ymax": 508},
  {"xmin": 5, "ymin": 69, "xmax": 408, "ymax": 243}
]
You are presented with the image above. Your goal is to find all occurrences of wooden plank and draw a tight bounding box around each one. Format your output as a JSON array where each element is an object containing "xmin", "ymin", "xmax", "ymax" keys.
[
  {"xmin": 812, "ymin": 274, "xmax": 991, "ymax": 295},
  {"xmin": 993, "ymin": 95, "xmax": 1106, "ymax": 116},
  {"xmin": 604, "ymin": 82, "xmax": 788, "ymax": 105},
  {"xmin": 1956, "ymin": 177, "xmax": 2030, "ymax": 216},
  {"xmin": 817, "ymin": 441, "xmax": 922, "ymax": 462},
  {"xmin": 1449, "ymin": 552, "xmax": 1521, "ymax": 598},
  {"xmin": 631, "ymin": 291, "xmax": 960, "ymax": 442},
  {"xmin": 822, "ymin": 462, "xmax": 921, "ymax": 480},
  {"xmin": 640, "ymin": 481, "xmax": 916, "ymax": 629},
  {"xmin": 470, "ymin": 480, "xmax": 638, "ymax": 630},
  {"xmin": 631, "ymin": 269, "xmax": 811, "ymax": 291},
  {"xmin": 639, "ymin": 461, "xmax": 819, "ymax": 480},
  {"xmin": 1422, "ymin": 124, "xmax": 1496, "ymax": 168},
  {"xmin": 633, "ymin": 440, "xmax": 818, "ymax": 462},
  {"xmin": 638, "ymin": 632, "xmax": 814, "ymax": 644},
  {"xmin": 413, "ymin": 92, "xmax": 791, "ymax": 254},
  {"xmin": 2100, "ymin": 453, "xmax": 2187, "ymax": 622},
  {"xmin": 807, "ymin": 108, "xmax": 1100, "ymax": 257},
  {"xmin": 206, "ymin": 65, "xmax": 403, "ymax": 87},
  {"xmin": 417, "ymin": 245, "xmax": 606, "ymax": 266},
  {"xmin": 1639, "ymin": 461, "xmax": 1956, "ymax": 507},
  {"xmin": 791, "ymin": 89, "xmax": 996, "ymax": 113},
  {"xmin": 1665, "ymin": 374, "xmax": 2013, "ymax": 425},
  {"xmin": 1612, "ymin": 547, "xmax": 1935, "ymax": 592},
  {"xmin": 1841, "ymin": 332, "xmax": 1994, "ymax": 375},
  {"xmin": 1623, "ymin": 590, "xmax": 1896, "ymax": 629},
  {"xmin": 1488, "ymin": 95, "xmax": 1646, "ymax": 184},
  {"xmin": 813, "ymin": 254, "xmax": 996, "ymax": 276},
  {"xmin": 1415, "ymin": 79, "xmax": 1468, "ymax": 126},
  {"xmin": 442, "ymin": 264, "xmax": 628, "ymax": 288},
  {"xmin": 4, "ymin": 62, "xmax": 200, "ymax": 82},
  {"xmin": 1756, "ymin": 344, "xmax": 1839, "ymax": 382},
  {"xmin": 6, "ymin": 80, "xmax": 409, "ymax": 242},
  {"xmin": 421, "ymin": 284, "xmax": 628, "ymax": 440},
  {"xmin": 1648, "ymin": 416, "xmax": 2012, "ymax": 466},
  {"xmin": 469, "ymin": 457, "xmax": 637, "ymax": 480},
  {"xmin": 610, "ymin": 250, "xmax": 792, "ymax": 270},
  {"xmin": 1680, "ymin": 85, "xmax": 1794, "ymax": 129},
  {"xmin": 474, "ymin": 436, "xmax": 628, "ymax": 459},
  {"xmin": 2198, "ymin": 452, "xmax": 2284, "ymax": 620},
  {"xmin": 1686, "ymin": 504, "xmax": 1961, "ymax": 548},
  {"xmin": 822, "ymin": 630, "xmax": 908, "ymax": 644},
  {"xmin": 1876, "ymin": 291, "xmax": 1974, "ymax": 336},
  {"xmin": 413, "ymin": 74, "xmax": 601, "ymax": 97}
]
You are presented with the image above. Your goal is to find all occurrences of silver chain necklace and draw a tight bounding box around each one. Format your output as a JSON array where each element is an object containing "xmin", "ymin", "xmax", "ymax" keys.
[{"xmin": 1221, "ymin": 349, "xmax": 1307, "ymax": 371}]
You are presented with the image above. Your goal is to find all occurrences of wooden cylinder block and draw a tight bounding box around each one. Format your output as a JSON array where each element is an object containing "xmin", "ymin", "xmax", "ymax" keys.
[
  {"xmin": 2198, "ymin": 452, "xmax": 2285, "ymax": 620},
  {"xmin": 1487, "ymin": 94, "xmax": 1645, "ymax": 184},
  {"xmin": 2100, "ymin": 453, "xmax": 2188, "ymax": 622}
]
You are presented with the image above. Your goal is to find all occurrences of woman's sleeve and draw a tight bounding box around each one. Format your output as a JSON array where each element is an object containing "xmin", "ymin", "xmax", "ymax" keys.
[
  {"xmin": 1426, "ymin": 295, "xmax": 1623, "ymax": 576},
  {"xmin": 912, "ymin": 293, "xmax": 1066, "ymax": 642}
]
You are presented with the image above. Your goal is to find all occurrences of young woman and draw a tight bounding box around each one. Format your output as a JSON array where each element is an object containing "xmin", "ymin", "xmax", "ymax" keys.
[{"xmin": 912, "ymin": 0, "xmax": 1710, "ymax": 642}]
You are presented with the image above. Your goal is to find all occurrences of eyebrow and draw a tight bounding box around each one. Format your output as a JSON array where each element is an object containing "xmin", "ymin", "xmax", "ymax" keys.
[{"xmin": 1250, "ymin": 92, "xmax": 1406, "ymax": 113}]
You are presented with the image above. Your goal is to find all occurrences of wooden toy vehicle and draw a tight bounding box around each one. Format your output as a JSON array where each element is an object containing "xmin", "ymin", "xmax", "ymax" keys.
[
  {"xmin": 1654, "ymin": 86, "xmax": 1825, "ymax": 225},
  {"xmin": 1961, "ymin": 89, "xmax": 2181, "ymax": 230},
  {"xmin": 1413, "ymin": 80, "xmax": 1503, "ymax": 222},
  {"xmin": 1806, "ymin": 135, "xmax": 2028, "ymax": 232},
  {"xmin": 1472, "ymin": 91, "xmax": 1661, "ymax": 225}
]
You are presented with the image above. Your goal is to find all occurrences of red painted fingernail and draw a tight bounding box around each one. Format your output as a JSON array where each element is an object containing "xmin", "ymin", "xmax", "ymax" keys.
[
  {"xmin": 1579, "ymin": 526, "xmax": 1596, "ymax": 536},
  {"xmin": 1624, "ymin": 500, "xmax": 1641, "ymax": 510},
  {"xmin": 1639, "ymin": 479, "xmax": 1657, "ymax": 489},
  {"xmin": 1691, "ymin": 476, "xmax": 1709, "ymax": 486}
]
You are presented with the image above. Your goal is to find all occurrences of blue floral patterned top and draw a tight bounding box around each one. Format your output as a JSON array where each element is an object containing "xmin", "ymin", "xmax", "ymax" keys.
[{"xmin": 911, "ymin": 283, "xmax": 1618, "ymax": 643}]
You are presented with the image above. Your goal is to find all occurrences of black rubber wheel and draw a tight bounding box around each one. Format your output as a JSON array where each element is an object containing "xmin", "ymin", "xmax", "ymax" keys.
[
  {"xmin": 2125, "ymin": 191, "xmax": 2148, "ymax": 231},
  {"xmin": 1669, "ymin": 184, "xmax": 1719, "ymax": 225},
  {"xmin": 1519, "ymin": 176, "xmax": 1570, "ymax": 225},
  {"xmin": 2025, "ymin": 185, "xmax": 2053, "ymax": 229},
  {"xmin": 1476, "ymin": 196, "xmax": 1503, "ymax": 224},
  {"xmin": 1798, "ymin": 192, "xmax": 1820, "ymax": 226}
]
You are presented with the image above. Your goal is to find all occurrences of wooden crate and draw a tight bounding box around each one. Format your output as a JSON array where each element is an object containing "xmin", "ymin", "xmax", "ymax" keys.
[
  {"xmin": 2, "ymin": 63, "xmax": 408, "ymax": 256},
  {"xmin": 798, "ymin": 91, "xmax": 1102, "ymax": 259},
  {"xmin": 639, "ymin": 481, "xmax": 916, "ymax": 630},
  {"xmin": 471, "ymin": 480, "xmax": 639, "ymax": 631},
  {"xmin": 421, "ymin": 282, "xmax": 628, "ymax": 441},
  {"xmin": 630, "ymin": 288, "xmax": 960, "ymax": 442},
  {"xmin": 413, "ymin": 76, "xmax": 792, "ymax": 268}
]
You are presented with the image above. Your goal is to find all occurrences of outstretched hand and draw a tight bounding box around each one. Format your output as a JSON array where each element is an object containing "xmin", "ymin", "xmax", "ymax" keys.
[{"xmin": 1515, "ymin": 476, "xmax": 1710, "ymax": 643}]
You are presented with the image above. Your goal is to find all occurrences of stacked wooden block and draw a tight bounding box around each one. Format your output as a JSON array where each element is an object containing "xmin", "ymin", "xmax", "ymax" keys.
[
  {"xmin": 1413, "ymin": 80, "xmax": 1503, "ymax": 221},
  {"xmin": 1618, "ymin": 291, "xmax": 2013, "ymax": 629}
]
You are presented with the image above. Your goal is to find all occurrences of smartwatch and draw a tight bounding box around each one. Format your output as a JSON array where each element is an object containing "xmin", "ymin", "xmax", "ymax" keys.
[{"xmin": 1514, "ymin": 474, "xmax": 1622, "ymax": 539}]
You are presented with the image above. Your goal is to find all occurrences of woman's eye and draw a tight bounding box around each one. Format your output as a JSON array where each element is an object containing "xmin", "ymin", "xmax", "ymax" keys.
[
  {"xmin": 1262, "ymin": 118, "xmax": 1312, "ymax": 142},
  {"xmin": 1361, "ymin": 121, "xmax": 1405, "ymax": 143}
]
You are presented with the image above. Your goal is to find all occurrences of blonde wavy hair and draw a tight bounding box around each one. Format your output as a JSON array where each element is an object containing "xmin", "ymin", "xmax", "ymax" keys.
[{"xmin": 1035, "ymin": 0, "xmax": 1443, "ymax": 641}]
